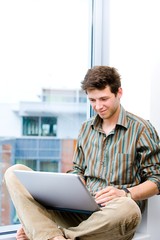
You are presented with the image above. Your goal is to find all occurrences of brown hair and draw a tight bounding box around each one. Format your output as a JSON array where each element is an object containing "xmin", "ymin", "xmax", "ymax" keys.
[{"xmin": 81, "ymin": 66, "xmax": 121, "ymax": 95}]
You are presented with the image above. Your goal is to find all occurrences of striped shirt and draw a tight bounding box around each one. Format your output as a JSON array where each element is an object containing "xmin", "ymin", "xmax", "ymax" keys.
[{"xmin": 71, "ymin": 105, "xmax": 160, "ymax": 210}]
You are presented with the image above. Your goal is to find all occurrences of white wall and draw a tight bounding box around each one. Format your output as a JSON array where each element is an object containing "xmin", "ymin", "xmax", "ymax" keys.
[
  {"xmin": 98, "ymin": 3, "xmax": 160, "ymax": 239},
  {"xmin": 100, "ymin": 0, "xmax": 160, "ymax": 135},
  {"xmin": 0, "ymin": 104, "xmax": 21, "ymax": 137},
  {"xmin": 57, "ymin": 114, "xmax": 85, "ymax": 138}
]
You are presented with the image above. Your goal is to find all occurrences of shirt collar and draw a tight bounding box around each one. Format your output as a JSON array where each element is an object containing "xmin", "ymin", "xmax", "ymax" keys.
[
  {"xmin": 91, "ymin": 105, "xmax": 128, "ymax": 130},
  {"xmin": 116, "ymin": 105, "xmax": 128, "ymax": 129}
]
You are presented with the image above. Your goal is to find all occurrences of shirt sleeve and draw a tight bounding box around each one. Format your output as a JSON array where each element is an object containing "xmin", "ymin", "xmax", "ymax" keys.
[
  {"xmin": 67, "ymin": 130, "xmax": 86, "ymax": 180},
  {"xmin": 137, "ymin": 121, "xmax": 160, "ymax": 193}
]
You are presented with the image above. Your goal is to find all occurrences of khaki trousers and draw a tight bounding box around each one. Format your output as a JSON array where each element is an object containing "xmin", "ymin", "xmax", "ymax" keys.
[{"xmin": 4, "ymin": 164, "xmax": 142, "ymax": 240}]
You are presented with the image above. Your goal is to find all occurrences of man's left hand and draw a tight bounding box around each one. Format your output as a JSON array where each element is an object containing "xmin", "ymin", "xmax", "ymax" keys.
[{"xmin": 95, "ymin": 186, "xmax": 126, "ymax": 206}]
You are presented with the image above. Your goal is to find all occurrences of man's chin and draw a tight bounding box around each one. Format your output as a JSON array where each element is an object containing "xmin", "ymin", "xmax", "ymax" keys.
[{"xmin": 98, "ymin": 113, "xmax": 108, "ymax": 119}]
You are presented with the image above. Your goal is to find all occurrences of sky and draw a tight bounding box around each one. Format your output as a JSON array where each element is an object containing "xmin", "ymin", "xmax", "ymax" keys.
[{"xmin": 0, "ymin": 0, "xmax": 89, "ymax": 103}]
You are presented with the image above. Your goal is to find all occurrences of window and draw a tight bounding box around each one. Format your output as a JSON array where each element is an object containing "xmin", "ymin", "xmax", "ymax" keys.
[
  {"xmin": 22, "ymin": 117, "xmax": 57, "ymax": 136},
  {"xmin": 0, "ymin": 0, "xmax": 91, "ymax": 226},
  {"xmin": 23, "ymin": 117, "xmax": 39, "ymax": 136},
  {"xmin": 41, "ymin": 117, "xmax": 57, "ymax": 136}
]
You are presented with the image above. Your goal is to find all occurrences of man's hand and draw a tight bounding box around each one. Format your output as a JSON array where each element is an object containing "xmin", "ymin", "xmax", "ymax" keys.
[
  {"xmin": 94, "ymin": 186, "xmax": 126, "ymax": 206},
  {"xmin": 16, "ymin": 227, "xmax": 29, "ymax": 240}
]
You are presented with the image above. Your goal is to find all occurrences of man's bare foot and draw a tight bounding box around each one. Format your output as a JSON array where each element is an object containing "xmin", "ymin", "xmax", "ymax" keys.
[
  {"xmin": 17, "ymin": 227, "xmax": 71, "ymax": 240},
  {"xmin": 16, "ymin": 227, "xmax": 29, "ymax": 240}
]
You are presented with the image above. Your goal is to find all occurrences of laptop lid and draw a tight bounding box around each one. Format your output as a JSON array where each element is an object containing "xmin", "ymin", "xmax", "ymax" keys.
[{"xmin": 14, "ymin": 170, "xmax": 100, "ymax": 214}]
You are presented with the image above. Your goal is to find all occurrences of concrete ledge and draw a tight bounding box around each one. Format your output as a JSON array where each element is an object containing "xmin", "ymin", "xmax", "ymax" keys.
[
  {"xmin": 0, "ymin": 225, "xmax": 151, "ymax": 240},
  {"xmin": 0, "ymin": 224, "xmax": 20, "ymax": 240},
  {"xmin": 133, "ymin": 232, "xmax": 150, "ymax": 240}
]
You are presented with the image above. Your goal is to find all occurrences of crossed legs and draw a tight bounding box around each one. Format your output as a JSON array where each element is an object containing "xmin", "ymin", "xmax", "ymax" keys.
[{"xmin": 4, "ymin": 164, "xmax": 142, "ymax": 240}]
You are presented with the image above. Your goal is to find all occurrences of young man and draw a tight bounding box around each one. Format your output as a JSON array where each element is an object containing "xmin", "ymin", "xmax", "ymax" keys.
[{"xmin": 4, "ymin": 66, "xmax": 160, "ymax": 240}]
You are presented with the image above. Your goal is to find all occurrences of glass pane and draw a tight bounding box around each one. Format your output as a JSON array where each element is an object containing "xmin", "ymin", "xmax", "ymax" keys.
[
  {"xmin": 41, "ymin": 117, "xmax": 57, "ymax": 136},
  {"xmin": 0, "ymin": 0, "xmax": 90, "ymax": 226},
  {"xmin": 23, "ymin": 117, "xmax": 39, "ymax": 136},
  {"xmin": 40, "ymin": 161, "xmax": 59, "ymax": 172},
  {"xmin": 15, "ymin": 159, "xmax": 37, "ymax": 171}
]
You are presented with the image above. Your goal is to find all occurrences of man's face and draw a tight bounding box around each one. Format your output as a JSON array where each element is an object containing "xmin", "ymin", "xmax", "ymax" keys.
[{"xmin": 87, "ymin": 86, "xmax": 122, "ymax": 120}]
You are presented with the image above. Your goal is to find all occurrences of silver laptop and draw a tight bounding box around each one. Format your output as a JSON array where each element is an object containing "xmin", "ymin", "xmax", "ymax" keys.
[{"xmin": 14, "ymin": 170, "xmax": 100, "ymax": 214}]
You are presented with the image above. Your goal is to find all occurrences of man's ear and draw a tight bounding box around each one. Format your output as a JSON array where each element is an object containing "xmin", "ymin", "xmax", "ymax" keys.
[{"xmin": 118, "ymin": 87, "xmax": 123, "ymax": 99}]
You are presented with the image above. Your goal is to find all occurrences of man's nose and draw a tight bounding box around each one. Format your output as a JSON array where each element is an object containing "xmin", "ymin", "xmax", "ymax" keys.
[{"xmin": 95, "ymin": 101, "xmax": 102, "ymax": 110}]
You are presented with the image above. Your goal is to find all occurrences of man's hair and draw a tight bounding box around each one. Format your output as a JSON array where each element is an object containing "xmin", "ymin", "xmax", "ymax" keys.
[{"xmin": 81, "ymin": 66, "xmax": 121, "ymax": 95}]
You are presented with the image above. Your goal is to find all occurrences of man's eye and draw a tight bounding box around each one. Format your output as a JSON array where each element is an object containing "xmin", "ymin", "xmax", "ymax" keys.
[{"xmin": 102, "ymin": 98, "xmax": 108, "ymax": 101}]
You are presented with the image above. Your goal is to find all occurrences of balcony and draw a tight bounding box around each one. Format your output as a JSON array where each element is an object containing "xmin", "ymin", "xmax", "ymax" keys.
[{"xmin": 14, "ymin": 102, "xmax": 87, "ymax": 117}]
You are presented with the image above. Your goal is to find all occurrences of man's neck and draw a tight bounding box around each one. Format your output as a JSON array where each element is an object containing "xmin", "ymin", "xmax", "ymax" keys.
[{"xmin": 102, "ymin": 106, "xmax": 120, "ymax": 135}]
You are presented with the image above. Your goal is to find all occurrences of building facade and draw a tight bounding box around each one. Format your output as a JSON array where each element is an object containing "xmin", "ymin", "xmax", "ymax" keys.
[{"xmin": 0, "ymin": 89, "xmax": 87, "ymax": 225}]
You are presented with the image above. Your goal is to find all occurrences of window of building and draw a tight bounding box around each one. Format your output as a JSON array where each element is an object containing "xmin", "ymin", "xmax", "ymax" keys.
[
  {"xmin": 23, "ymin": 117, "xmax": 57, "ymax": 136},
  {"xmin": 15, "ymin": 159, "xmax": 59, "ymax": 173},
  {"xmin": 41, "ymin": 117, "xmax": 57, "ymax": 136},
  {"xmin": 23, "ymin": 117, "xmax": 39, "ymax": 136}
]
